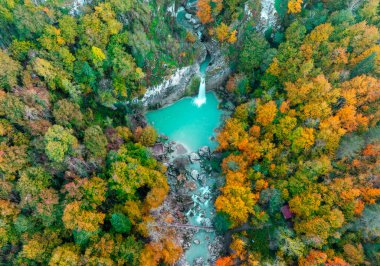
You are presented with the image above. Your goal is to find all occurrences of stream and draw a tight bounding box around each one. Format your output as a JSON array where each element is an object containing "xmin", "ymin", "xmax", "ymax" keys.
[{"xmin": 146, "ymin": 55, "xmax": 224, "ymax": 264}]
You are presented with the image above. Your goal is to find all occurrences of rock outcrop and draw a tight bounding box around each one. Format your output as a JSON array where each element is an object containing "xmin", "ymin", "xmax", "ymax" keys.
[
  {"xmin": 141, "ymin": 39, "xmax": 230, "ymax": 109},
  {"xmin": 142, "ymin": 64, "xmax": 200, "ymax": 108},
  {"xmin": 256, "ymin": 0, "xmax": 279, "ymax": 33},
  {"xmin": 205, "ymin": 41, "xmax": 231, "ymax": 90}
]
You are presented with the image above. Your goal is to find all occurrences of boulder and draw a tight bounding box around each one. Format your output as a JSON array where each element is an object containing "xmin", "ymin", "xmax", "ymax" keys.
[
  {"xmin": 191, "ymin": 169, "xmax": 199, "ymax": 180},
  {"xmin": 198, "ymin": 196, "xmax": 206, "ymax": 203},
  {"xmin": 190, "ymin": 17, "xmax": 200, "ymax": 25},
  {"xmin": 202, "ymin": 218, "xmax": 212, "ymax": 227},
  {"xmin": 198, "ymin": 146, "xmax": 210, "ymax": 157},
  {"xmin": 224, "ymin": 101, "xmax": 235, "ymax": 111},
  {"xmin": 184, "ymin": 181, "xmax": 197, "ymax": 191},
  {"xmin": 177, "ymin": 173, "xmax": 186, "ymax": 182},
  {"xmin": 169, "ymin": 145, "xmax": 176, "ymax": 152},
  {"xmin": 185, "ymin": 13, "xmax": 192, "ymax": 20},
  {"xmin": 193, "ymin": 257, "xmax": 205, "ymax": 266},
  {"xmin": 175, "ymin": 144, "xmax": 188, "ymax": 155},
  {"xmin": 193, "ymin": 239, "xmax": 201, "ymax": 245},
  {"xmin": 189, "ymin": 152, "xmax": 200, "ymax": 163}
]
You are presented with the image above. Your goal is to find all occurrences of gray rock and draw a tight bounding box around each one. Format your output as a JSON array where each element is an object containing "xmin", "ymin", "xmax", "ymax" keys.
[
  {"xmin": 194, "ymin": 23, "xmax": 201, "ymax": 29},
  {"xmin": 189, "ymin": 152, "xmax": 200, "ymax": 163},
  {"xmin": 190, "ymin": 17, "xmax": 200, "ymax": 25},
  {"xmin": 225, "ymin": 101, "xmax": 235, "ymax": 111},
  {"xmin": 169, "ymin": 145, "xmax": 176, "ymax": 152},
  {"xmin": 202, "ymin": 218, "xmax": 212, "ymax": 227},
  {"xmin": 198, "ymin": 173, "xmax": 206, "ymax": 181},
  {"xmin": 193, "ymin": 257, "xmax": 205, "ymax": 266},
  {"xmin": 141, "ymin": 39, "xmax": 228, "ymax": 108},
  {"xmin": 205, "ymin": 41, "xmax": 231, "ymax": 90},
  {"xmin": 193, "ymin": 239, "xmax": 201, "ymax": 245},
  {"xmin": 143, "ymin": 64, "xmax": 199, "ymax": 108},
  {"xmin": 184, "ymin": 241, "xmax": 192, "ymax": 249},
  {"xmin": 175, "ymin": 144, "xmax": 188, "ymax": 155},
  {"xmin": 198, "ymin": 146, "xmax": 210, "ymax": 157},
  {"xmin": 191, "ymin": 169, "xmax": 199, "ymax": 180}
]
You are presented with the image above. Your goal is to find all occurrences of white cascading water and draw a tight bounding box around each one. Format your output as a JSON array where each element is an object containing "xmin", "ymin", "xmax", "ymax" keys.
[{"xmin": 193, "ymin": 76, "xmax": 206, "ymax": 107}]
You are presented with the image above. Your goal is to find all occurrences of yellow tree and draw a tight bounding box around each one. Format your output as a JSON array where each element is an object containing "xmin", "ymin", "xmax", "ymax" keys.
[
  {"xmin": 197, "ymin": 0, "xmax": 212, "ymax": 24},
  {"xmin": 62, "ymin": 201, "xmax": 105, "ymax": 232},
  {"xmin": 215, "ymin": 23, "xmax": 229, "ymax": 42},
  {"xmin": 49, "ymin": 244, "xmax": 80, "ymax": 266},
  {"xmin": 215, "ymin": 185, "xmax": 258, "ymax": 224},
  {"xmin": 255, "ymin": 101, "xmax": 277, "ymax": 126},
  {"xmin": 217, "ymin": 118, "xmax": 248, "ymax": 151},
  {"xmin": 288, "ymin": 0, "xmax": 303, "ymax": 14},
  {"xmin": 291, "ymin": 127, "xmax": 315, "ymax": 153}
]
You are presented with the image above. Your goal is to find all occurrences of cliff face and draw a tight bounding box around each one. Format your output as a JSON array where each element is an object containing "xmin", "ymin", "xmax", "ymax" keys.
[
  {"xmin": 142, "ymin": 64, "xmax": 200, "ymax": 108},
  {"xmin": 140, "ymin": 1, "xmax": 233, "ymax": 109},
  {"xmin": 205, "ymin": 41, "xmax": 231, "ymax": 91},
  {"xmin": 141, "ymin": 39, "xmax": 231, "ymax": 109},
  {"xmin": 257, "ymin": 0, "xmax": 278, "ymax": 32}
]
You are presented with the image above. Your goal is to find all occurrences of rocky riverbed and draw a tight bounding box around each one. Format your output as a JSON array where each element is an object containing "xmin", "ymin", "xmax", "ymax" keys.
[{"xmin": 149, "ymin": 139, "xmax": 224, "ymax": 265}]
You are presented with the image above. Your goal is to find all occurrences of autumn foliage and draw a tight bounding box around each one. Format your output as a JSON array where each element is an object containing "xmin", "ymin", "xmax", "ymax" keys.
[
  {"xmin": 215, "ymin": 17, "xmax": 380, "ymax": 265},
  {"xmin": 288, "ymin": 0, "xmax": 303, "ymax": 14},
  {"xmin": 197, "ymin": 0, "xmax": 213, "ymax": 24}
]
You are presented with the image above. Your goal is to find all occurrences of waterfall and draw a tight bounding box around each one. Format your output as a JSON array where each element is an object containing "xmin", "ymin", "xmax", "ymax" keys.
[{"xmin": 193, "ymin": 76, "xmax": 206, "ymax": 107}]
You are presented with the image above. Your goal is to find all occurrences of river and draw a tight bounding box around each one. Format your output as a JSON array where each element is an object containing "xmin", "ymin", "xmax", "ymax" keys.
[{"xmin": 146, "ymin": 53, "xmax": 224, "ymax": 264}]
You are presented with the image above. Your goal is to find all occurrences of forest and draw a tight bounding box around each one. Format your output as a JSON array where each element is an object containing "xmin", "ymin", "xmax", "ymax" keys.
[{"xmin": 0, "ymin": 0, "xmax": 379, "ymax": 265}]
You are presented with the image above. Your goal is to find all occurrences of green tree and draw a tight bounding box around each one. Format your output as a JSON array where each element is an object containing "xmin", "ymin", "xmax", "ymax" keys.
[
  {"xmin": 84, "ymin": 125, "xmax": 108, "ymax": 158},
  {"xmin": 213, "ymin": 212, "xmax": 232, "ymax": 233},
  {"xmin": 0, "ymin": 94, "xmax": 25, "ymax": 125},
  {"xmin": 13, "ymin": 4, "xmax": 48, "ymax": 39},
  {"xmin": 9, "ymin": 40, "xmax": 34, "ymax": 61},
  {"xmin": 350, "ymin": 52, "xmax": 376, "ymax": 78},
  {"xmin": 111, "ymin": 213, "xmax": 132, "ymax": 233},
  {"xmin": 53, "ymin": 99, "xmax": 83, "ymax": 128},
  {"xmin": 276, "ymin": 227, "xmax": 306, "ymax": 258},
  {"xmin": 238, "ymin": 32, "xmax": 270, "ymax": 79},
  {"xmin": 58, "ymin": 15, "xmax": 78, "ymax": 45},
  {"xmin": 135, "ymin": 126, "xmax": 158, "ymax": 147},
  {"xmin": 32, "ymin": 58, "xmax": 58, "ymax": 89},
  {"xmin": 285, "ymin": 20, "xmax": 307, "ymax": 45},
  {"xmin": 44, "ymin": 125, "xmax": 77, "ymax": 162},
  {"xmin": 49, "ymin": 244, "xmax": 80, "ymax": 266},
  {"xmin": 16, "ymin": 167, "xmax": 52, "ymax": 208},
  {"xmin": 0, "ymin": 50, "xmax": 21, "ymax": 89},
  {"xmin": 73, "ymin": 230, "xmax": 96, "ymax": 248}
]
